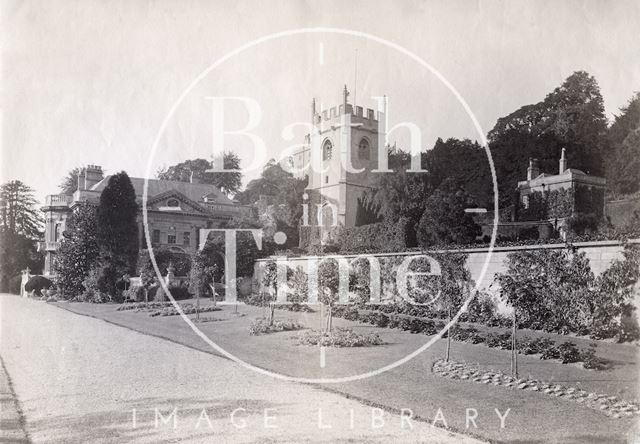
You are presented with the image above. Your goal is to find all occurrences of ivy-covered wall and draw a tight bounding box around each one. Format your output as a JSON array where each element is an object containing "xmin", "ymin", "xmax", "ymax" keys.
[{"xmin": 518, "ymin": 185, "xmax": 604, "ymax": 222}]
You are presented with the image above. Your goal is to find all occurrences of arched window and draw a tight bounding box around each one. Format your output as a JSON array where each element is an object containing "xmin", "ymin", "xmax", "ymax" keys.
[
  {"xmin": 358, "ymin": 138, "xmax": 370, "ymax": 160},
  {"xmin": 322, "ymin": 139, "xmax": 333, "ymax": 161},
  {"xmin": 167, "ymin": 198, "xmax": 180, "ymax": 207}
]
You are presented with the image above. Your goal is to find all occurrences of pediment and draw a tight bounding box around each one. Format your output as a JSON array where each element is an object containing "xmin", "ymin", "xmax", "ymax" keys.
[{"xmin": 146, "ymin": 190, "xmax": 209, "ymax": 214}]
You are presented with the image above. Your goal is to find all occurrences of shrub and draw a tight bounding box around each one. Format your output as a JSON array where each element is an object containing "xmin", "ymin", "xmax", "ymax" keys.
[
  {"xmin": 387, "ymin": 315, "xmax": 400, "ymax": 329},
  {"xmin": 288, "ymin": 266, "xmax": 309, "ymax": 303},
  {"xmin": 335, "ymin": 218, "xmax": 411, "ymax": 254},
  {"xmin": 581, "ymin": 346, "xmax": 613, "ymax": 370},
  {"xmin": 163, "ymin": 285, "xmax": 191, "ymax": 301},
  {"xmin": 149, "ymin": 303, "xmax": 221, "ymax": 317},
  {"xmin": 116, "ymin": 301, "xmax": 173, "ymax": 311},
  {"xmin": 24, "ymin": 276, "xmax": 53, "ymax": 296},
  {"xmin": 557, "ymin": 341, "xmax": 582, "ymax": 363},
  {"xmin": 468, "ymin": 332, "xmax": 486, "ymax": 344},
  {"xmin": 452, "ymin": 326, "xmax": 477, "ymax": 342},
  {"xmin": 342, "ymin": 306, "xmax": 360, "ymax": 320},
  {"xmin": 53, "ymin": 202, "xmax": 100, "ymax": 299},
  {"xmin": 297, "ymin": 328, "xmax": 383, "ymax": 347},
  {"xmin": 617, "ymin": 311, "xmax": 640, "ymax": 343},
  {"xmin": 518, "ymin": 337, "xmax": 555, "ymax": 355},
  {"xmin": 248, "ymin": 318, "xmax": 303, "ymax": 336},
  {"xmin": 373, "ymin": 312, "xmax": 390, "ymax": 328},
  {"xmin": 272, "ymin": 303, "xmax": 314, "ymax": 312},
  {"xmin": 397, "ymin": 316, "xmax": 413, "ymax": 332},
  {"xmin": 540, "ymin": 345, "xmax": 561, "ymax": 360}
]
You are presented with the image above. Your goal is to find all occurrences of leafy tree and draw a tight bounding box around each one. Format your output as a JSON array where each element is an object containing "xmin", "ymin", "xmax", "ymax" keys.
[
  {"xmin": 289, "ymin": 266, "xmax": 309, "ymax": 303},
  {"xmin": 59, "ymin": 168, "xmax": 81, "ymax": 195},
  {"xmin": 592, "ymin": 244, "xmax": 640, "ymax": 341},
  {"xmin": 0, "ymin": 180, "xmax": 43, "ymax": 291},
  {"xmin": 605, "ymin": 92, "xmax": 640, "ymax": 196},
  {"xmin": 495, "ymin": 247, "xmax": 596, "ymax": 375},
  {"xmin": 0, "ymin": 180, "xmax": 42, "ymax": 238},
  {"xmin": 362, "ymin": 148, "xmax": 432, "ymax": 245},
  {"xmin": 54, "ymin": 202, "xmax": 100, "ymax": 298},
  {"xmin": 318, "ymin": 260, "xmax": 340, "ymax": 332},
  {"xmin": 426, "ymin": 138, "xmax": 493, "ymax": 209},
  {"xmin": 235, "ymin": 160, "xmax": 307, "ymax": 248},
  {"xmin": 260, "ymin": 261, "xmax": 279, "ymax": 325},
  {"xmin": 488, "ymin": 71, "xmax": 609, "ymax": 207},
  {"xmin": 157, "ymin": 152, "xmax": 242, "ymax": 196},
  {"xmin": 189, "ymin": 238, "xmax": 224, "ymax": 299},
  {"xmin": 95, "ymin": 172, "xmax": 139, "ymax": 298},
  {"xmin": 0, "ymin": 230, "xmax": 43, "ymax": 291},
  {"xmin": 416, "ymin": 180, "xmax": 480, "ymax": 247},
  {"xmin": 432, "ymin": 253, "xmax": 471, "ymax": 362}
]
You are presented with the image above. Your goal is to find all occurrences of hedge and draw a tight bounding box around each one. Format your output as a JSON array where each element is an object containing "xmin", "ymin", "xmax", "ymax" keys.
[{"xmin": 334, "ymin": 217, "xmax": 411, "ymax": 254}]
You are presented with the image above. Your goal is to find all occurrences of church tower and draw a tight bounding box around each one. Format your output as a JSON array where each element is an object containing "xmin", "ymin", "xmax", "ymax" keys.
[{"xmin": 304, "ymin": 86, "xmax": 381, "ymax": 228}]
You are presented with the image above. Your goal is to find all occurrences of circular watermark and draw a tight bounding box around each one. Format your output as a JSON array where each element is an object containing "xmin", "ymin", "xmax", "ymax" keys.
[{"xmin": 142, "ymin": 27, "xmax": 499, "ymax": 383}]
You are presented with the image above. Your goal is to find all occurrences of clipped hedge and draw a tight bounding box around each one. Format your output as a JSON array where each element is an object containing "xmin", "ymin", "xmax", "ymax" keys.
[{"xmin": 335, "ymin": 217, "xmax": 411, "ymax": 254}]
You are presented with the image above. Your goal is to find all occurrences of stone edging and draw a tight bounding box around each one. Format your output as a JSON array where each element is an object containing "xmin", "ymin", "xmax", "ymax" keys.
[{"xmin": 432, "ymin": 359, "xmax": 640, "ymax": 419}]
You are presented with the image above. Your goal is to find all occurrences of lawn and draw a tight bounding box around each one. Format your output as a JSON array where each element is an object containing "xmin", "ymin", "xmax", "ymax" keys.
[{"xmin": 52, "ymin": 298, "xmax": 639, "ymax": 443}]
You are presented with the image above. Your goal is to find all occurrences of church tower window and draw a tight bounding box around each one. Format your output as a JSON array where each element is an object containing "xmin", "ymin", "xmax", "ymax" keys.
[
  {"xmin": 358, "ymin": 138, "xmax": 370, "ymax": 160},
  {"xmin": 322, "ymin": 139, "xmax": 333, "ymax": 161}
]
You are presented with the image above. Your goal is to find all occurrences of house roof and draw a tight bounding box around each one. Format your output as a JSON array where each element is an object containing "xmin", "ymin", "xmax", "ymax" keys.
[{"xmin": 90, "ymin": 176, "xmax": 234, "ymax": 205}]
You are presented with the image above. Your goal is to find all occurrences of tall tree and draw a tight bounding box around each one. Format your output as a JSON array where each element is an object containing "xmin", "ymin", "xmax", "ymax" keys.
[
  {"xmin": 235, "ymin": 160, "xmax": 307, "ymax": 248},
  {"xmin": 607, "ymin": 93, "xmax": 640, "ymax": 196},
  {"xmin": 488, "ymin": 71, "xmax": 609, "ymax": 206},
  {"xmin": 59, "ymin": 168, "xmax": 81, "ymax": 195},
  {"xmin": 433, "ymin": 253, "xmax": 471, "ymax": 362},
  {"xmin": 0, "ymin": 230, "xmax": 43, "ymax": 291},
  {"xmin": 95, "ymin": 172, "xmax": 139, "ymax": 297},
  {"xmin": 362, "ymin": 148, "xmax": 433, "ymax": 244},
  {"xmin": 54, "ymin": 202, "xmax": 100, "ymax": 298},
  {"xmin": 0, "ymin": 180, "xmax": 43, "ymax": 291},
  {"xmin": 425, "ymin": 138, "xmax": 493, "ymax": 209},
  {"xmin": 0, "ymin": 180, "xmax": 42, "ymax": 238},
  {"xmin": 157, "ymin": 152, "xmax": 243, "ymax": 196}
]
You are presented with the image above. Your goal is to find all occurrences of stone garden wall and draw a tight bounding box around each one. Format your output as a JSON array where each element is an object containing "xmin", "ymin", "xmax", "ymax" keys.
[{"xmin": 256, "ymin": 239, "xmax": 640, "ymax": 306}]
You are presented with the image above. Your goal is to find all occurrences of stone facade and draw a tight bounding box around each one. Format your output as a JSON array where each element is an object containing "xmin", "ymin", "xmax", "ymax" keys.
[
  {"xmin": 517, "ymin": 149, "xmax": 606, "ymax": 220},
  {"xmin": 40, "ymin": 165, "xmax": 251, "ymax": 276}
]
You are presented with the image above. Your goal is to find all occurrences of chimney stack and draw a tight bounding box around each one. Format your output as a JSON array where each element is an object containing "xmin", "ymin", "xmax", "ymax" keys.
[
  {"xmin": 527, "ymin": 158, "xmax": 540, "ymax": 181},
  {"xmin": 77, "ymin": 169, "xmax": 84, "ymax": 192},
  {"xmin": 84, "ymin": 165, "xmax": 104, "ymax": 190},
  {"xmin": 559, "ymin": 147, "xmax": 567, "ymax": 174}
]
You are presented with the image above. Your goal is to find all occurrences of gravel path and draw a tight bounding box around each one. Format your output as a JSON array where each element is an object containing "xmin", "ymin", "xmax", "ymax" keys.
[{"xmin": 0, "ymin": 294, "xmax": 482, "ymax": 443}]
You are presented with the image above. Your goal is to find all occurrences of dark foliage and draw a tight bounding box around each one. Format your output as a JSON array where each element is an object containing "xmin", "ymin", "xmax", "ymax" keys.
[
  {"xmin": 95, "ymin": 172, "xmax": 139, "ymax": 298},
  {"xmin": 54, "ymin": 203, "xmax": 100, "ymax": 298},
  {"xmin": 24, "ymin": 275, "xmax": 53, "ymax": 295},
  {"xmin": 157, "ymin": 153, "xmax": 242, "ymax": 196}
]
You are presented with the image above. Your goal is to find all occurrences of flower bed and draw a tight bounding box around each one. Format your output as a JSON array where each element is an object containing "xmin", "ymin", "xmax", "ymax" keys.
[
  {"xmin": 271, "ymin": 302, "xmax": 315, "ymax": 312},
  {"xmin": 192, "ymin": 316, "xmax": 225, "ymax": 323},
  {"xmin": 148, "ymin": 304, "xmax": 221, "ymax": 317},
  {"xmin": 248, "ymin": 318, "xmax": 304, "ymax": 335},
  {"xmin": 331, "ymin": 306, "xmax": 613, "ymax": 369},
  {"xmin": 116, "ymin": 301, "xmax": 174, "ymax": 311},
  {"xmin": 296, "ymin": 328, "xmax": 383, "ymax": 347}
]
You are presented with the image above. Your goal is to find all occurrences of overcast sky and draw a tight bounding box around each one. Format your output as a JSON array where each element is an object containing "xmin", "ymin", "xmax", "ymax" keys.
[{"xmin": 2, "ymin": 0, "xmax": 640, "ymax": 203}]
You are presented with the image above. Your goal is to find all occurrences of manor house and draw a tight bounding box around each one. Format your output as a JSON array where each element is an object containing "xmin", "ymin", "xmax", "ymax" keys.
[{"xmin": 40, "ymin": 165, "xmax": 251, "ymax": 276}]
